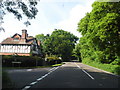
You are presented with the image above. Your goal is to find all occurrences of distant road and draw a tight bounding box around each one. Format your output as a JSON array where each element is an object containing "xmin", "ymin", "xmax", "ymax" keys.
[{"xmin": 6, "ymin": 62, "xmax": 119, "ymax": 89}]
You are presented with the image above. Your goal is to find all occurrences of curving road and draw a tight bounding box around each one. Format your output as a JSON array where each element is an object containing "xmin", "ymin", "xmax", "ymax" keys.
[{"xmin": 6, "ymin": 62, "xmax": 119, "ymax": 89}]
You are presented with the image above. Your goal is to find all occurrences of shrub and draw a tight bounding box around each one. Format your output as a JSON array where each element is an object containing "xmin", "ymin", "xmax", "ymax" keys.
[
  {"xmin": 82, "ymin": 59, "xmax": 120, "ymax": 75},
  {"xmin": 2, "ymin": 55, "xmax": 44, "ymax": 67},
  {"xmin": 46, "ymin": 56, "xmax": 62, "ymax": 65},
  {"xmin": 111, "ymin": 56, "xmax": 120, "ymax": 65}
]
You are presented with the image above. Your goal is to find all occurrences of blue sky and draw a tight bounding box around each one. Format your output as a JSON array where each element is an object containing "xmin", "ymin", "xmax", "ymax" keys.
[{"xmin": 0, "ymin": 0, "xmax": 96, "ymax": 42}]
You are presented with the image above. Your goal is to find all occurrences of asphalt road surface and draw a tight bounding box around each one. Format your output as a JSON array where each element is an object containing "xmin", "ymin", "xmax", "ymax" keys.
[{"xmin": 6, "ymin": 62, "xmax": 119, "ymax": 89}]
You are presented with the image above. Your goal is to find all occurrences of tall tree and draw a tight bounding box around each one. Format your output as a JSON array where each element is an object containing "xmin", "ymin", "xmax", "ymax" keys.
[
  {"xmin": 0, "ymin": 0, "xmax": 39, "ymax": 31},
  {"xmin": 35, "ymin": 34, "xmax": 46, "ymax": 44},
  {"xmin": 35, "ymin": 34, "xmax": 48, "ymax": 58},
  {"xmin": 77, "ymin": 1, "xmax": 120, "ymax": 64},
  {"xmin": 72, "ymin": 43, "xmax": 81, "ymax": 62},
  {"xmin": 44, "ymin": 29, "xmax": 79, "ymax": 61}
]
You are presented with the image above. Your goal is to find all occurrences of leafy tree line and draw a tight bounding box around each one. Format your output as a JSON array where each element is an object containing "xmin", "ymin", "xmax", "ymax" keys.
[
  {"xmin": 35, "ymin": 29, "xmax": 79, "ymax": 61},
  {"xmin": 76, "ymin": 1, "xmax": 120, "ymax": 65}
]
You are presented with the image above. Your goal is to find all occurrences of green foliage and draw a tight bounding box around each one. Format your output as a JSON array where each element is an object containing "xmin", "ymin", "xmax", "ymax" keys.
[
  {"xmin": 72, "ymin": 43, "xmax": 81, "ymax": 62},
  {"xmin": 77, "ymin": 1, "xmax": 120, "ymax": 65},
  {"xmin": 44, "ymin": 29, "xmax": 79, "ymax": 61},
  {"xmin": 0, "ymin": 0, "xmax": 39, "ymax": 30},
  {"xmin": 82, "ymin": 59, "xmax": 120, "ymax": 75},
  {"xmin": 46, "ymin": 56, "xmax": 62, "ymax": 65},
  {"xmin": 2, "ymin": 55, "xmax": 44, "ymax": 67},
  {"xmin": 111, "ymin": 56, "xmax": 120, "ymax": 65},
  {"xmin": 35, "ymin": 34, "xmax": 47, "ymax": 45},
  {"xmin": 35, "ymin": 34, "xmax": 48, "ymax": 58}
]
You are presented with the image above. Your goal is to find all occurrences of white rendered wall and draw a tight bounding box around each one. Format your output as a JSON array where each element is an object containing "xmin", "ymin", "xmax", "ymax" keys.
[{"xmin": 0, "ymin": 45, "xmax": 30, "ymax": 53}]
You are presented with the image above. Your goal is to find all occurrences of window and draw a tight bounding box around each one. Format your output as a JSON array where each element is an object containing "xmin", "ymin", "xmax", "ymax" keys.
[{"xmin": 14, "ymin": 38, "xmax": 19, "ymax": 41}]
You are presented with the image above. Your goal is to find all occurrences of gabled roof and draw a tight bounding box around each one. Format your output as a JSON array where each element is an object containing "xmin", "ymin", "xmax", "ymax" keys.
[
  {"xmin": 1, "ymin": 30, "xmax": 37, "ymax": 45},
  {"xmin": 1, "ymin": 37, "xmax": 35, "ymax": 45},
  {"xmin": 11, "ymin": 33, "xmax": 21, "ymax": 38}
]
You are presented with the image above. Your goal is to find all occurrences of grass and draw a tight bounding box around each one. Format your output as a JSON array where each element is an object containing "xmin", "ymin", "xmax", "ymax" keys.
[
  {"xmin": 52, "ymin": 63, "xmax": 63, "ymax": 67},
  {"xmin": 82, "ymin": 60, "xmax": 120, "ymax": 75}
]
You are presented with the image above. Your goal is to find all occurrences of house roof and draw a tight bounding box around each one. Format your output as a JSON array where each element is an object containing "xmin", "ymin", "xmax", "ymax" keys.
[
  {"xmin": 1, "ymin": 37, "xmax": 35, "ymax": 45},
  {"xmin": 0, "ymin": 30, "xmax": 38, "ymax": 45}
]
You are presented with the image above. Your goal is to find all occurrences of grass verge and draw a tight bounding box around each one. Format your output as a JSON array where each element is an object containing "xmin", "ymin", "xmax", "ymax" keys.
[
  {"xmin": 82, "ymin": 60, "xmax": 120, "ymax": 75},
  {"xmin": 52, "ymin": 63, "xmax": 63, "ymax": 67}
]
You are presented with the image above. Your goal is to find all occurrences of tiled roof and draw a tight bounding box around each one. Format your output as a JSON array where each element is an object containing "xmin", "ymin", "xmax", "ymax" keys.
[
  {"xmin": 1, "ymin": 32, "xmax": 35, "ymax": 45},
  {"xmin": 1, "ymin": 37, "xmax": 35, "ymax": 45}
]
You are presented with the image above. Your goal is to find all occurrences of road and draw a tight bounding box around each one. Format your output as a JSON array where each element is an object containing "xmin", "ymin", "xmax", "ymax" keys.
[{"xmin": 6, "ymin": 62, "xmax": 119, "ymax": 89}]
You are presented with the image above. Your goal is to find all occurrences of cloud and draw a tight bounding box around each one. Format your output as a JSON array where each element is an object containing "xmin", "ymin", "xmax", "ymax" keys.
[
  {"xmin": 0, "ymin": 0, "xmax": 95, "ymax": 42},
  {"xmin": 40, "ymin": 0, "xmax": 97, "ymax": 3},
  {"xmin": 0, "ymin": 13, "xmax": 26, "ymax": 42},
  {"xmin": 55, "ymin": 0, "xmax": 95, "ymax": 38}
]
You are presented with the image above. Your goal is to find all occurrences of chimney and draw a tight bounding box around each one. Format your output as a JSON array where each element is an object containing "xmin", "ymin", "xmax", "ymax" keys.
[
  {"xmin": 21, "ymin": 29, "xmax": 27, "ymax": 43},
  {"xmin": 22, "ymin": 29, "xmax": 27, "ymax": 39}
]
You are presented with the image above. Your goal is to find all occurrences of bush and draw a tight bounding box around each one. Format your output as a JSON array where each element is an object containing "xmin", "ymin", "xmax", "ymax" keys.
[
  {"xmin": 2, "ymin": 55, "xmax": 44, "ymax": 67},
  {"xmin": 82, "ymin": 59, "xmax": 120, "ymax": 75},
  {"xmin": 46, "ymin": 57, "xmax": 62, "ymax": 65},
  {"xmin": 111, "ymin": 56, "xmax": 120, "ymax": 65}
]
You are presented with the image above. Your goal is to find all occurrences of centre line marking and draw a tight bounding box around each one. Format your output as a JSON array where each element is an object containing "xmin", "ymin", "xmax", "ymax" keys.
[
  {"xmin": 74, "ymin": 63, "xmax": 95, "ymax": 80},
  {"xmin": 22, "ymin": 66, "xmax": 60, "ymax": 90},
  {"xmin": 27, "ymin": 69, "xmax": 32, "ymax": 72},
  {"xmin": 30, "ymin": 81, "xmax": 37, "ymax": 85}
]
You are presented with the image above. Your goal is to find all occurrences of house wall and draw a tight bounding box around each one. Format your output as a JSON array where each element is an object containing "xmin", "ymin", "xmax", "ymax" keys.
[
  {"xmin": 31, "ymin": 40, "xmax": 40, "ymax": 55},
  {"xmin": 0, "ymin": 44, "xmax": 31, "ymax": 56},
  {"xmin": 0, "ymin": 53, "xmax": 30, "ymax": 56}
]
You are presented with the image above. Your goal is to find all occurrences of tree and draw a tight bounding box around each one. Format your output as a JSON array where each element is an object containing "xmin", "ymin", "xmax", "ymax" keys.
[
  {"xmin": 35, "ymin": 34, "xmax": 48, "ymax": 58},
  {"xmin": 77, "ymin": 1, "xmax": 120, "ymax": 64},
  {"xmin": 35, "ymin": 34, "xmax": 46, "ymax": 44},
  {"xmin": 72, "ymin": 43, "xmax": 81, "ymax": 62},
  {"xmin": 44, "ymin": 29, "xmax": 79, "ymax": 61},
  {"xmin": 0, "ymin": 0, "xmax": 40, "ymax": 31}
]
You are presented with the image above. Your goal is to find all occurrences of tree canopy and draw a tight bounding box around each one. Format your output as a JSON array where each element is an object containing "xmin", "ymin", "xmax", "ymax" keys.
[
  {"xmin": 42, "ymin": 29, "xmax": 79, "ymax": 61},
  {"xmin": 0, "ymin": 0, "xmax": 39, "ymax": 31},
  {"xmin": 77, "ymin": 1, "xmax": 120, "ymax": 65}
]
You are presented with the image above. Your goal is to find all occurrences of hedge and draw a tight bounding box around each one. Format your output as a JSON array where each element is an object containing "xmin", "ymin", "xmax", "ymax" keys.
[
  {"xmin": 82, "ymin": 58, "xmax": 120, "ymax": 75},
  {"xmin": 46, "ymin": 57, "xmax": 62, "ymax": 65},
  {"xmin": 2, "ymin": 55, "xmax": 45, "ymax": 67}
]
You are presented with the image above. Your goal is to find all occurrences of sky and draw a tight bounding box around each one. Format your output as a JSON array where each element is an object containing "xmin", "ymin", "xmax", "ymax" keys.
[{"xmin": 0, "ymin": 0, "xmax": 96, "ymax": 42}]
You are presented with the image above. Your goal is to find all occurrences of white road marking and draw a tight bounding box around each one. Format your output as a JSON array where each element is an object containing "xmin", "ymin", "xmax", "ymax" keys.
[
  {"xmin": 22, "ymin": 66, "xmax": 59, "ymax": 90},
  {"xmin": 30, "ymin": 81, "xmax": 37, "ymax": 85},
  {"xmin": 37, "ymin": 78, "xmax": 42, "ymax": 81},
  {"xmin": 74, "ymin": 63, "xmax": 95, "ymax": 80},
  {"xmin": 22, "ymin": 86, "xmax": 31, "ymax": 90},
  {"xmin": 82, "ymin": 69, "xmax": 95, "ymax": 80},
  {"xmin": 83, "ymin": 64, "xmax": 120, "ymax": 77},
  {"xmin": 27, "ymin": 69, "xmax": 32, "ymax": 72},
  {"xmin": 49, "ymin": 67, "xmax": 56, "ymax": 71}
]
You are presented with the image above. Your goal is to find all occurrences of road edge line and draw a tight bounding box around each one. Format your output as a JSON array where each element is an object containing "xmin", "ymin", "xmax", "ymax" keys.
[
  {"xmin": 82, "ymin": 63, "xmax": 120, "ymax": 77},
  {"xmin": 74, "ymin": 63, "xmax": 95, "ymax": 80}
]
